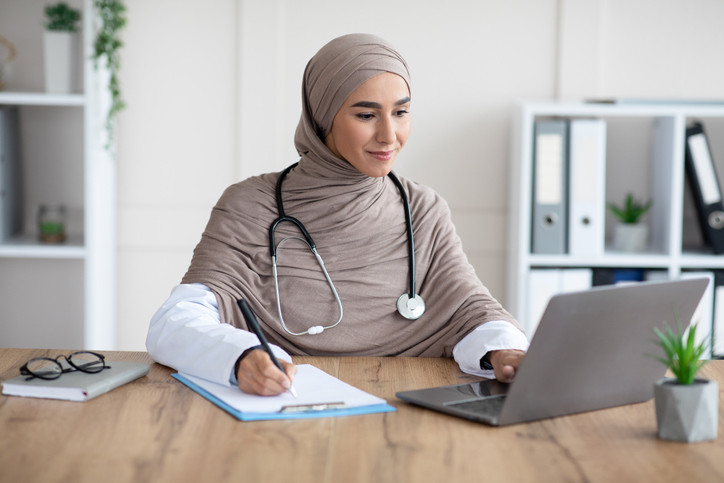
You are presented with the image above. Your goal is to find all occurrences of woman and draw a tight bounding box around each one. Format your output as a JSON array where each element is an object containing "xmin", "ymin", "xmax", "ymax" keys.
[{"xmin": 146, "ymin": 33, "xmax": 528, "ymax": 396}]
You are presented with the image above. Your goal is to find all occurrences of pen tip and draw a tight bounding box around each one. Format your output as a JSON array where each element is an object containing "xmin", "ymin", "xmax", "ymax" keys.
[{"xmin": 289, "ymin": 386, "xmax": 299, "ymax": 399}]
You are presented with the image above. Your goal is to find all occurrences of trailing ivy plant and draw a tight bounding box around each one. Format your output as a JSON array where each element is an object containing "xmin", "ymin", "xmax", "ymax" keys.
[{"xmin": 93, "ymin": 0, "xmax": 127, "ymax": 149}]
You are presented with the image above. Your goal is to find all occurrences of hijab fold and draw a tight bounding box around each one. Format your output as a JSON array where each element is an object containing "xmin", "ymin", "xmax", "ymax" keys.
[{"xmin": 182, "ymin": 33, "xmax": 519, "ymax": 357}]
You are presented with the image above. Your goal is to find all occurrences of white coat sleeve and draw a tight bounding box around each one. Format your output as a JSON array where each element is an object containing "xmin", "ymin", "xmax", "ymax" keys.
[
  {"xmin": 452, "ymin": 320, "xmax": 530, "ymax": 378},
  {"xmin": 146, "ymin": 283, "xmax": 292, "ymax": 386}
]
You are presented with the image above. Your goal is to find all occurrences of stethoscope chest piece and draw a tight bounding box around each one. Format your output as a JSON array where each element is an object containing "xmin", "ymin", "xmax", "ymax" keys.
[{"xmin": 396, "ymin": 292, "xmax": 426, "ymax": 320}]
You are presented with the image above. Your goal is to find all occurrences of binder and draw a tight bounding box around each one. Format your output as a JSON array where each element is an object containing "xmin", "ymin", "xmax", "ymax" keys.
[
  {"xmin": 526, "ymin": 268, "xmax": 592, "ymax": 337},
  {"xmin": 684, "ymin": 122, "xmax": 724, "ymax": 254},
  {"xmin": 0, "ymin": 107, "xmax": 21, "ymax": 242},
  {"xmin": 526, "ymin": 269, "xmax": 559, "ymax": 335},
  {"xmin": 712, "ymin": 271, "xmax": 724, "ymax": 357},
  {"xmin": 560, "ymin": 267, "xmax": 593, "ymax": 293},
  {"xmin": 568, "ymin": 119, "xmax": 606, "ymax": 256},
  {"xmin": 680, "ymin": 271, "xmax": 714, "ymax": 360},
  {"xmin": 531, "ymin": 119, "xmax": 568, "ymax": 254},
  {"xmin": 592, "ymin": 267, "xmax": 646, "ymax": 286}
]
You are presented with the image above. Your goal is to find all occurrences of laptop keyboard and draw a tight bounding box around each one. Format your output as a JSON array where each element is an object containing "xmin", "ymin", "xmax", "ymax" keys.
[{"xmin": 446, "ymin": 395, "xmax": 506, "ymax": 418}]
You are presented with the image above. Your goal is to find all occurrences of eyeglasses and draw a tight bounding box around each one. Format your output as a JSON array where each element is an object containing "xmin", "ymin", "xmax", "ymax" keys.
[{"xmin": 20, "ymin": 351, "xmax": 110, "ymax": 381}]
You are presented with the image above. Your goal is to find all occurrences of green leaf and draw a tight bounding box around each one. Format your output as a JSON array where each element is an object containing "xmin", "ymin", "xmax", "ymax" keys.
[
  {"xmin": 608, "ymin": 193, "xmax": 653, "ymax": 223},
  {"xmin": 650, "ymin": 305, "xmax": 710, "ymax": 384}
]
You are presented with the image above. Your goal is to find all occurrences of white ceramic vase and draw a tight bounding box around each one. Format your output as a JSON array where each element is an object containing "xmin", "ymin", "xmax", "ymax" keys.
[
  {"xmin": 613, "ymin": 223, "xmax": 648, "ymax": 252},
  {"xmin": 43, "ymin": 31, "xmax": 80, "ymax": 93},
  {"xmin": 654, "ymin": 378, "xmax": 718, "ymax": 443}
]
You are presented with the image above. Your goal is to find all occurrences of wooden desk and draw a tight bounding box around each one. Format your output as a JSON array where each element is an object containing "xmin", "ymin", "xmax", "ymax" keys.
[{"xmin": 1, "ymin": 349, "xmax": 722, "ymax": 483}]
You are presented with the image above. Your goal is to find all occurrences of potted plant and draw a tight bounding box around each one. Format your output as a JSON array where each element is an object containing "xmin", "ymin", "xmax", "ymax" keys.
[
  {"xmin": 43, "ymin": 2, "xmax": 82, "ymax": 93},
  {"xmin": 608, "ymin": 193, "xmax": 653, "ymax": 252},
  {"xmin": 652, "ymin": 312, "xmax": 718, "ymax": 442}
]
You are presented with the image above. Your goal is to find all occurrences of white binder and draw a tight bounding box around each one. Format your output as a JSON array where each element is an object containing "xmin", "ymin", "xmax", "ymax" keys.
[
  {"xmin": 681, "ymin": 271, "xmax": 714, "ymax": 360},
  {"xmin": 526, "ymin": 269, "xmax": 560, "ymax": 336},
  {"xmin": 568, "ymin": 119, "xmax": 606, "ymax": 256},
  {"xmin": 531, "ymin": 119, "xmax": 568, "ymax": 254},
  {"xmin": 713, "ymin": 275, "xmax": 724, "ymax": 357},
  {"xmin": 526, "ymin": 268, "xmax": 592, "ymax": 337}
]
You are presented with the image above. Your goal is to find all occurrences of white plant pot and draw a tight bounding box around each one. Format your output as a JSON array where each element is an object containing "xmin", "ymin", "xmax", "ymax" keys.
[
  {"xmin": 654, "ymin": 378, "xmax": 718, "ymax": 443},
  {"xmin": 613, "ymin": 223, "xmax": 648, "ymax": 252},
  {"xmin": 43, "ymin": 31, "xmax": 80, "ymax": 93}
]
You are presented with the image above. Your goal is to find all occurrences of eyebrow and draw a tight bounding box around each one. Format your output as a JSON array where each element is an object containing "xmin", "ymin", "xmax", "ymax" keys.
[{"xmin": 350, "ymin": 97, "xmax": 411, "ymax": 109}]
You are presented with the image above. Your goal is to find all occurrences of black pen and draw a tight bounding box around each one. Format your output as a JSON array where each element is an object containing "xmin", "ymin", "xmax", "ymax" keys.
[{"xmin": 236, "ymin": 299, "xmax": 298, "ymax": 398}]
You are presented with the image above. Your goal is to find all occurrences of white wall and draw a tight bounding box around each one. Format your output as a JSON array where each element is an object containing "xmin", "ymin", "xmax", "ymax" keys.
[{"xmin": 115, "ymin": 0, "xmax": 724, "ymax": 349}]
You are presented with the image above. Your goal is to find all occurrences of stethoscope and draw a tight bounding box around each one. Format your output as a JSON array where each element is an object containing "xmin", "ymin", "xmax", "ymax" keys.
[{"xmin": 270, "ymin": 162, "xmax": 426, "ymax": 336}]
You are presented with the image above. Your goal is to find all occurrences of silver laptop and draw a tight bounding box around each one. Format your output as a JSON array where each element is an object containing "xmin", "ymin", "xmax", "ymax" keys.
[{"xmin": 396, "ymin": 278, "xmax": 709, "ymax": 426}]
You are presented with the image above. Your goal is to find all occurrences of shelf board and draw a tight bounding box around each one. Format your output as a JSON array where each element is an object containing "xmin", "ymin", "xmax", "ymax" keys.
[
  {"xmin": 0, "ymin": 91, "xmax": 86, "ymax": 107},
  {"xmin": 0, "ymin": 234, "xmax": 85, "ymax": 259},
  {"xmin": 680, "ymin": 253, "xmax": 724, "ymax": 269},
  {"xmin": 522, "ymin": 99, "xmax": 724, "ymax": 116},
  {"xmin": 527, "ymin": 251, "xmax": 672, "ymax": 268}
]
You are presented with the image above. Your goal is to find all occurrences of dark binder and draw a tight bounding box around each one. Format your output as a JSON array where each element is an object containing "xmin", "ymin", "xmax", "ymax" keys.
[
  {"xmin": 531, "ymin": 119, "xmax": 569, "ymax": 254},
  {"xmin": 684, "ymin": 122, "xmax": 724, "ymax": 254},
  {"xmin": 0, "ymin": 107, "xmax": 22, "ymax": 242}
]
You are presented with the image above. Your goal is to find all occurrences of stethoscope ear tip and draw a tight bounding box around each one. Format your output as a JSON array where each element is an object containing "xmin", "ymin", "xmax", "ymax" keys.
[{"xmin": 396, "ymin": 293, "xmax": 425, "ymax": 320}]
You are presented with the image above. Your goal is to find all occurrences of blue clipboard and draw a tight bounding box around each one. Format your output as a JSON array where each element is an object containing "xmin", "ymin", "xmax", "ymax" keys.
[{"xmin": 172, "ymin": 370, "xmax": 396, "ymax": 421}]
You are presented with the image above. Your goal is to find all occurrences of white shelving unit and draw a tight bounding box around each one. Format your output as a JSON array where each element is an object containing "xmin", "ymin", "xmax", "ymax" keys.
[
  {"xmin": 0, "ymin": 0, "xmax": 115, "ymax": 349},
  {"xmin": 507, "ymin": 100, "xmax": 724, "ymax": 334}
]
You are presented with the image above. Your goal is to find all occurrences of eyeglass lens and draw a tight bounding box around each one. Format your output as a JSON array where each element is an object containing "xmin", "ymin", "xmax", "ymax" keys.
[
  {"xmin": 24, "ymin": 358, "xmax": 63, "ymax": 378},
  {"xmin": 67, "ymin": 352, "xmax": 106, "ymax": 373}
]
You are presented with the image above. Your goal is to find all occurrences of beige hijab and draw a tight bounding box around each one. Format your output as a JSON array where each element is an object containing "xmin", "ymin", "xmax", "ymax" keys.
[{"xmin": 182, "ymin": 33, "xmax": 519, "ymax": 357}]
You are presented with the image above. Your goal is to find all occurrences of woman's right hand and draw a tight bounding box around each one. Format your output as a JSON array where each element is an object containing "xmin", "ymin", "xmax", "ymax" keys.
[{"xmin": 236, "ymin": 349, "xmax": 297, "ymax": 396}]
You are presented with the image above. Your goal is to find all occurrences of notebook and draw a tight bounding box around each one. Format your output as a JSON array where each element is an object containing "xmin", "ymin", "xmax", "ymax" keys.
[
  {"xmin": 2, "ymin": 361, "xmax": 150, "ymax": 402},
  {"xmin": 396, "ymin": 278, "xmax": 710, "ymax": 426}
]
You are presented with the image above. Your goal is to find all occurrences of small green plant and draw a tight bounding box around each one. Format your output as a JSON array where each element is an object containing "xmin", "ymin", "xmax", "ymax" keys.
[
  {"xmin": 44, "ymin": 2, "xmax": 82, "ymax": 32},
  {"xmin": 653, "ymin": 308, "xmax": 709, "ymax": 385},
  {"xmin": 608, "ymin": 193, "xmax": 652, "ymax": 224}
]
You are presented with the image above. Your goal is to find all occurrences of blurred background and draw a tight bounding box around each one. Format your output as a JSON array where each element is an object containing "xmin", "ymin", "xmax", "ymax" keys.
[{"xmin": 1, "ymin": 0, "xmax": 724, "ymax": 350}]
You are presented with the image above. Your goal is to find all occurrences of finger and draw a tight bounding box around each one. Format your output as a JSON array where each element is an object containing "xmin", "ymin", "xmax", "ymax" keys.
[
  {"xmin": 253, "ymin": 354, "xmax": 293, "ymax": 393},
  {"xmin": 280, "ymin": 360, "xmax": 298, "ymax": 381},
  {"xmin": 239, "ymin": 367, "xmax": 287, "ymax": 396},
  {"xmin": 489, "ymin": 350, "xmax": 525, "ymax": 383},
  {"xmin": 497, "ymin": 364, "xmax": 516, "ymax": 383},
  {"xmin": 237, "ymin": 351, "xmax": 291, "ymax": 396}
]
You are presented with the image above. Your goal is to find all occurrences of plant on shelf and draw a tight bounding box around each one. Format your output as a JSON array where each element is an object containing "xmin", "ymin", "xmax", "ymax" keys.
[
  {"xmin": 44, "ymin": 2, "xmax": 81, "ymax": 32},
  {"xmin": 43, "ymin": 3, "xmax": 82, "ymax": 93},
  {"xmin": 608, "ymin": 193, "xmax": 652, "ymax": 252},
  {"xmin": 93, "ymin": 0, "xmax": 127, "ymax": 150},
  {"xmin": 651, "ymin": 307, "xmax": 718, "ymax": 443},
  {"xmin": 608, "ymin": 192, "xmax": 652, "ymax": 224}
]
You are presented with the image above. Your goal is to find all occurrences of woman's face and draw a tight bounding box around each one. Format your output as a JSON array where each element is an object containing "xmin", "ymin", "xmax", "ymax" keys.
[{"xmin": 325, "ymin": 72, "xmax": 411, "ymax": 178}]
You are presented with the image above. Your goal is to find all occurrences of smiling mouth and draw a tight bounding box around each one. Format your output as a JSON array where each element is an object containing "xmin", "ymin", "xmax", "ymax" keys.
[{"xmin": 368, "ymin": 150, "xmax": 395, "ymax": 161}]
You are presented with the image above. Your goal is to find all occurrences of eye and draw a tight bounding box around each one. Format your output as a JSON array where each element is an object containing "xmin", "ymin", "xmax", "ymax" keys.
[
  {"xmin": 395, "ymin": 109, "xmax": 410, "ymax": 117},
  {"xmin": 356, "ymin": 113, "xmax": 375, "ymax": 120}
]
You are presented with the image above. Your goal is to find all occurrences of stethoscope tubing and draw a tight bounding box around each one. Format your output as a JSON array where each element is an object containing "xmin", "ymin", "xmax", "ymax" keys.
[
  {"xmin": 269, "ymin": 162, "xmax": 423, "ymax": 334},
  {"xmin": 387, "ymin": 170, "xmax": 416, "ymax": 299}
]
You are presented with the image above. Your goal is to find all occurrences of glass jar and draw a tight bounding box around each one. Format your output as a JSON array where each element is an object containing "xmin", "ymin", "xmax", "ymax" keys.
[{"xmin": 38, "ymin": 204, "xmax": 66, "ymax": 243}]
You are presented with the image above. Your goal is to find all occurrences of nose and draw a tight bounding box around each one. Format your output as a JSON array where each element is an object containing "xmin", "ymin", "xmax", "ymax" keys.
[{"xmin": 376, "ymin": 115, "xmax": 396, "ymax": 145}]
